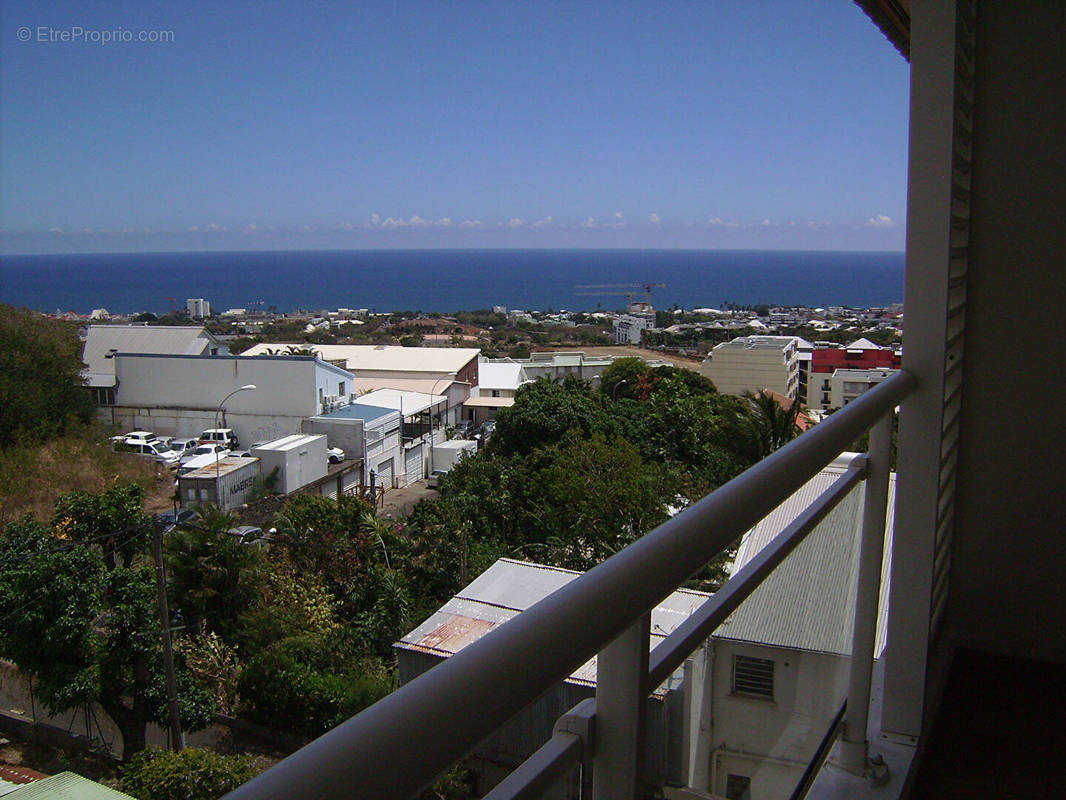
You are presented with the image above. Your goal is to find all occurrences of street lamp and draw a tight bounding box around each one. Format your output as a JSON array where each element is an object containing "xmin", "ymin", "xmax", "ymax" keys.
[
  {"xmin": 214, "ymin": 384, "xmax": 256, "ymax": 509},
  {"xmin": 611, "ymin": 379, "xmax": 628, "ymax": 401}
]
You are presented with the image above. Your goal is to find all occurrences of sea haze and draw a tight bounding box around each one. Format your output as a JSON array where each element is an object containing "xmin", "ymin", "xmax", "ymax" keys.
[{"xmin": 0, "ymin": 249, "xmax": 903, "ymax": 315}]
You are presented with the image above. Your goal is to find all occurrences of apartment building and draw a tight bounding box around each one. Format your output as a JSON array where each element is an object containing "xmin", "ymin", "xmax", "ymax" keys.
[{"xmin": 700, "ymin": 336, "xmax": 801, "ymax": 399}]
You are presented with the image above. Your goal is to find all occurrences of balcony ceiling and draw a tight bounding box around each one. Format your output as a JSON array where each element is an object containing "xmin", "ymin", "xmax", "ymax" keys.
[{"xmin": 854, "ymin": 0, "xmax": 911, "ymax": 60}]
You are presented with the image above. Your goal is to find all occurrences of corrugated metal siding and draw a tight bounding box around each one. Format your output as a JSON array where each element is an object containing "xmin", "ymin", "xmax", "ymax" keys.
[
  {"xmin": 719, "ymin": 459, "xmax": 896, "ymax": 657},
  {"xmin": 930, "ymin": 0, "xmax": 975, "ymax": 641}
]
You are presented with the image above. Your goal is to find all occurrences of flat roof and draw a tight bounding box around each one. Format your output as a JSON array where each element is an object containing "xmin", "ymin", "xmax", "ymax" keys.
[
  {"xmin": 357, "ymin": 388, "xmax": 446, "ymax": 415},
  {"xmin": 181, "ymin": 456, "xmax": 259, "ymax": 479},
  {"xmin": 320, "ymin": 402, "xmax": 399, "ymax": 422},
  {"xmin": 253, "ymin": 433, "xmax": 323, "ymax": 451},
  {"xmin": 240, "ymin": 343, "xmax": 480, "ymax": 373}
]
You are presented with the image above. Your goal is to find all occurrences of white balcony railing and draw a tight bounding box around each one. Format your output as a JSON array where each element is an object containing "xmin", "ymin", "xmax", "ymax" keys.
[{"xmin": 224, "ymin": 370, "xmax": 916, "ymax": 800}]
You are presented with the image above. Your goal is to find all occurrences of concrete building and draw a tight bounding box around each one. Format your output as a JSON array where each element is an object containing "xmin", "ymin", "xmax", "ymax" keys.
[
  {"xmin": 305, "ymin": 402, "xmax": 403, "ymax": 488},
  {"xmin": 186, "ymin": 298, "xmax": 211, "ymax": 318},
  {"xmin": 105, "ymin": 353, "xmax": 353, "ymax": 447},
  {"xmin": 829, "ymin": 368, "xmax": 898, "ymax": 410},
  {"xmin": 613, "ymin": 312, "xmax": 656, "ymax": 345},
  {"xmin": 700, "ymin": 336, "xmax": 801, "ymax": 399},
  {"xmin": 81, "ymin": 324, "xmax": 225, "ymax": 406},
  {"xmin": 239, "ymin": 343, "xmax": 480, "ymax": 427},
  {"xmin": 465, "ymin": 359, "xmax": 530, "ymax": 425},
  {"xmin": 807, "ymin": 339, "xmax": 902, "ymax": 410}
]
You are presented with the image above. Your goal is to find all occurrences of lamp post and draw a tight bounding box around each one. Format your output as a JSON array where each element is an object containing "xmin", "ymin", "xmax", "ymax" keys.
[
  {"xmin": 214, "ymin": 384, "xmax": 256, "ymax": 509},
  {"xmin": 612, "ymin": 379, "xmax": 629, "ymax": 401}
]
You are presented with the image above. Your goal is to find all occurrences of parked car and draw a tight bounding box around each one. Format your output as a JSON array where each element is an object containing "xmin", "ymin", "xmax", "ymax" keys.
[
  {"xmin": 427, "ymin": 469, "xmax": 447, "ymax": 489},
  {"xmin": 179, "ymin": 443, "xmax": 230, "ymax": 466},
  {"xmin": 129, "ymin": 440, "xmax": 181, "ymax": 467},
  {"xmin": 327, "ymin": 446, "xmax": 346, "ymax": 464},
  {"xmin": 154, "ymin": 508, "xmax": 200, "ymax": 527},
  {"xmin": 169, "ymin": 438, "xmax": 199, "ymax": 458},
  {"xmin": 198, "ymin": 428, "xmax": 240, "ymax": 449},
  {"xmin": 453, "ymin": 420, "xmax": 475, "ymax": 438},
  {"xmin": 227, "ymin": 525, "xmax": 266, "ymax": 547},
  {"xmin": 111, "ymin": 430, "xmax": 158, "ymax": 449}
]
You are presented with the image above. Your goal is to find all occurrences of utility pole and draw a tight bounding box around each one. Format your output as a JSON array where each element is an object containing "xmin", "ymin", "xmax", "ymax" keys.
[{"xmin": 151, "ymin": 523, "xmax": 184, "ymax": 751}]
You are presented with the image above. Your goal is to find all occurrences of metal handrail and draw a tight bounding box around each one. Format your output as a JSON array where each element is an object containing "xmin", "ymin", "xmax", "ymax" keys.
[{"xmin": 225, "ymin": 370, "xmax": 916, "ymax": 800}]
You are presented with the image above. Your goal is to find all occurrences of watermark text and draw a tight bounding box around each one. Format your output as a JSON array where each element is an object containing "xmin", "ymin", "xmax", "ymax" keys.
[{"xmin": 17, "ymin": 26, "xmax": 174, "ymax": 45}]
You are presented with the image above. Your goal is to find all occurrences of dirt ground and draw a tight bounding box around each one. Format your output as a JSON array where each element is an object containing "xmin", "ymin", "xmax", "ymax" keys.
[{"xmin": 377, "ymin": 480, "xmax": 440, "ymax": 521}]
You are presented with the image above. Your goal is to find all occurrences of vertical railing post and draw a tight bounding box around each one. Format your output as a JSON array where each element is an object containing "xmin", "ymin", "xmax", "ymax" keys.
[
  {"xmin": 592, "ymin": 613, "xmax": 649, "ymax": 800},
  {"xmin": 839, "ymin": 413, "xmax": 894, "ymax": 774}
]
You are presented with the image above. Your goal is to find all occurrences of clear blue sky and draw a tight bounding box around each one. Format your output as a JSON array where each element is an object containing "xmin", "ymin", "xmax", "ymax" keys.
[{"xmin": 0, "ymin": 1, "xmax": 909, "ymax": 254}]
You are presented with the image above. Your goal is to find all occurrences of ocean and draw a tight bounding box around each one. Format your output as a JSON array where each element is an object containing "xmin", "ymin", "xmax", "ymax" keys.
[{"xmin": 0, "ymin": 249, "xmax": 903, "ymax": 315}]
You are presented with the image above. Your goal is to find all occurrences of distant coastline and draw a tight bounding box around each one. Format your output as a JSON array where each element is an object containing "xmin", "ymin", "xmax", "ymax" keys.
[{"xmin": 0, "ymin": 248, "xmax": 904, "ymax": 316}]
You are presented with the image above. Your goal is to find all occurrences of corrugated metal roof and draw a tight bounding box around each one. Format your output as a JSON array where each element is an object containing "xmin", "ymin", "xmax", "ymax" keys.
[
  {"xmin": 82, "ymin": 325, "xmax": 215, "ymax": 384},
  {"xmin": 716, "ymin": 454, "xmax": 895, "ymax": 657},
  {"xmin": 396, "ymin": 558, "xmax": 711, "ymax": 693},
  {"xmin": 5, "ymin": 772, "xmax": 134, "ymax": 799},
  {"xmin": 240, "ymin": 343, "xmax": 480, "ymax": 373}
]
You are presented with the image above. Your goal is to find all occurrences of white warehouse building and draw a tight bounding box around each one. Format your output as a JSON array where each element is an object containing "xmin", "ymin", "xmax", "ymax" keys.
[{"xmin": 105, "ymin": 353, "xmax": 354, "ymax": 447}]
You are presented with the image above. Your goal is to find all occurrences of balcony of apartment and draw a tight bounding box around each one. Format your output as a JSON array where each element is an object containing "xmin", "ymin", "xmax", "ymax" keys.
[{"xmin": 223, "ymin": 1, "xmax": 1065, "ymax": 798}]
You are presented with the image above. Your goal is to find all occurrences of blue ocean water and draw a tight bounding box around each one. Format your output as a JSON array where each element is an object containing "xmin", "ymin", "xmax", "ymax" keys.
[{"xmin": 0, "ymin": 249, "xmax": 903, "ymax": 315}]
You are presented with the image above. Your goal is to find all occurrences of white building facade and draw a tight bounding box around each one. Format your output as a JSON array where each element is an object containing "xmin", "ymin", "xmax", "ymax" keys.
[{"xmin": 107, "ymin": 353, "xmax": 353, "ymax": 446}]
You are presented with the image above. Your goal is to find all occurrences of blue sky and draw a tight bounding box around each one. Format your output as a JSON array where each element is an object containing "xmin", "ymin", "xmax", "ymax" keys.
[{"xmin": 0, "ymin": 1, "xmax": 909, "ymax": 254}]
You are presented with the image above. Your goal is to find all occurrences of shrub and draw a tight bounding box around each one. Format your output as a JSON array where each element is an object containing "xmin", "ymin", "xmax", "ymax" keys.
[
  {"xmin": 122, "ymin": 747, "xmax": 266, "ymax": 800},
  {"xmin": 237, "ymin": 631, "xmax": 394, "ymax": 737}
]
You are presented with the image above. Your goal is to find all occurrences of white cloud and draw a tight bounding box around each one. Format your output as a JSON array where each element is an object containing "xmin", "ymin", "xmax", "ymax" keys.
[
  {"xmin": 649, "ymin": 213, "xmax": 661, "ymax": 226},
  {"xmin": 866, "ymin": 214, "xmax": 895, "ymax": 228},
  {"xmin": 438, "ymin": 217, "xmax": 452, "ymax": 227},
  {"xmin": 761, "ymin": 218, "xmax": 772, "ymax": 226},
  {"xmin": 459, "ymin": 219, "xmax": 482, "ymax": 229},
  {"xmin": 614, "ymin": 211, "xmax": 623, "ymax": 220},
  {"xmin": 505, "ymin": 217, "xmax": 526, "ymax": 229},
  {"xmin": 408, "ymin": 215, "xmax": 432, "ymax": 227},
  {"xmin": 370, "ymin": 213, "xmax": 381, "ymax": 226},
  {"xmin": 381, "ymin": 217, "xmax": 406, "ymax": 228},
  {"xmin": 242, "ymin": 223, "xmax": 257, "ymax": 233},
  {"xmin": 580, "ymin": 216, "xmax": 598, "ymax": 229},
  {"xmin": 531, "ymin": 216, "xmax": 553, "ymax": 229}
]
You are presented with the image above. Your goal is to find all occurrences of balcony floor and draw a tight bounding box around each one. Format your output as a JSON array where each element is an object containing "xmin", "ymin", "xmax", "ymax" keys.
[{"xmin": 910, "ymin": 648, "xmax": 1066, "ymax": 799}]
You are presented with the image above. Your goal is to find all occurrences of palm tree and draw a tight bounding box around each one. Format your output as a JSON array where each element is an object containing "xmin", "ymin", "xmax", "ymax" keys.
[{"xmin": 717, "ymin": 389, "xmax": 802, "ymax": 466}]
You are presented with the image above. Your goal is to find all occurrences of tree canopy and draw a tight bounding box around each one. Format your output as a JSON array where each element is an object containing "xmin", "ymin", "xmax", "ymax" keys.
[{"xmin": 0, "ymin": 305, "xmax": 93, "ymax": 447}]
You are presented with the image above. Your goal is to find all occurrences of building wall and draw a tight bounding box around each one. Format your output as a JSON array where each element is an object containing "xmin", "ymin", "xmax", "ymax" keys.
[
  {"xmin": 701, "ymin": 342, "xmax": 799, "ymax": 398},
  {"xmin": 110, "ymin": 354, "xmax": 352, "ymax": 444},
  {"xmin": 827, "ymin": 368, "xmax": 897, "ymax": 410},
  {"xmin": 951, "ymin": 0, "xmax": 1066, "ymax": 662},
  {"xmin": 703, "ymin": 639, "xmax": 848, "ymax": 799}
]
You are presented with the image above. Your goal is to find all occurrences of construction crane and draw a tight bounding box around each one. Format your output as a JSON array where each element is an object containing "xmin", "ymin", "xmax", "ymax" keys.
[
  {"xmin": 166, "ymin": 297, "xmax": 176, "ymax": 314},
  {"xmin": 575, "ymin": 282, "xmax": 666, "ymax": 310}
]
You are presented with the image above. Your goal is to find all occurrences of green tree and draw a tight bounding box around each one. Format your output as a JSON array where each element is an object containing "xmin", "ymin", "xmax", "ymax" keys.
[
  {"xmin": 0, "ymin": 305, "xmax": 93, "ymax": 447},
  {"xmin": 716, "ymin": 390, "xmax": 803, "ymax": 465},
  {"xmin": 164, "ymin": 507, "xmax": 265, "ymax": 643},
  {"xmin": 492, "ymin": 377, "xmax": 615, "ymax": 456},
  {"xmin": 0, "ymin": 507, "xmax": 213, "ymax": 759}
]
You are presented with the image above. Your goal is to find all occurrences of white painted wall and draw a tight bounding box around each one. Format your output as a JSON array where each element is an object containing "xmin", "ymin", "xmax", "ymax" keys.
[{"xmin": 681, "ymin": 639, "xmax": 848, "ymax": 799}]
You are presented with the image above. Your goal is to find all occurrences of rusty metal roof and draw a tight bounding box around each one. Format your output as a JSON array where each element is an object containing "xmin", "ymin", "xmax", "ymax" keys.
[{"xmin": 396, "ymin": 558, "xmax": 711, "ymax": 694}]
